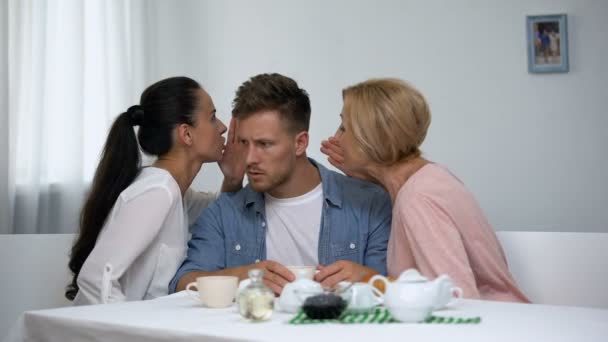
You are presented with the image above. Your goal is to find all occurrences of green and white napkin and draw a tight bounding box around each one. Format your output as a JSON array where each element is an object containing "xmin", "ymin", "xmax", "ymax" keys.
[{"xmin": 289, "ymin": 307, "xmax": 481, "ymax": 325}]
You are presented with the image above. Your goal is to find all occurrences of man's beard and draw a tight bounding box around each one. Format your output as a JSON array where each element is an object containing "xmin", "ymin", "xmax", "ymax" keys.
[{"xmin": 248, "ymin": 170, "xmax": 290, "ymax": 193}]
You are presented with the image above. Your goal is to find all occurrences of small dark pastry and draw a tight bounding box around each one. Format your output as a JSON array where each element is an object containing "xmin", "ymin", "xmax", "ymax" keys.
[{"xmin": 301, "ymin": 293, "xmax": 347, "ymax": 319}]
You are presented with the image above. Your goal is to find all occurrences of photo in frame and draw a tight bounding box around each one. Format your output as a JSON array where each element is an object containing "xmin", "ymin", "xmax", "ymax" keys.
[{"xmin": 526, "ymin": 14, "xmax": 569, "ymax": 73}]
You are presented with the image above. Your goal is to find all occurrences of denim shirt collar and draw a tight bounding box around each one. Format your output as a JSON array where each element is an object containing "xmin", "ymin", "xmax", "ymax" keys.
[{"xmin": 242, "ymin": 158, "xmax": 343, "ymax": 212}]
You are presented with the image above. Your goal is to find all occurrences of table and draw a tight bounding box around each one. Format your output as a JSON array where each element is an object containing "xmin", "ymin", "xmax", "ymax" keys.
[{"xmin": 5, "ymin": 292, "xmax": 608, "ymax": 342}]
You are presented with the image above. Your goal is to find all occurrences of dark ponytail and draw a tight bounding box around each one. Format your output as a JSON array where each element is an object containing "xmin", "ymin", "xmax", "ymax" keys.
[{"xmin": 66, "ymin": 77, "xmax": 201, "ymax": 300}]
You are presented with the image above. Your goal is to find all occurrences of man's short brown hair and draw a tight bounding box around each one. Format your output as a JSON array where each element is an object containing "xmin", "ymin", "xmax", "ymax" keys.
[{"xmin": 232, "ymin": 73, "xmax": 311, "ymax": 134}]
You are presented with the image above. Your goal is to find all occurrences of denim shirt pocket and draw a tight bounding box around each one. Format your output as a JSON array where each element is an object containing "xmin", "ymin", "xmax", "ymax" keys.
[
  {"xmin": 226, "ymin": 238, "xmax": 259, "ymax": 267},
  {"xmin": 330, "ymin": 240, "xmax": 360, "ymax": 262}
]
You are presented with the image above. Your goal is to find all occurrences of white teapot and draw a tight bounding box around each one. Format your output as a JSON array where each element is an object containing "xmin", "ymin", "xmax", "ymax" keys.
[
  {"xmin": 278, "ymin": 269, "xmax": 323, "ymax": 313},
  {"xmin": 369, "ymin": 269, "xmax": 462, "ymax": 323}
]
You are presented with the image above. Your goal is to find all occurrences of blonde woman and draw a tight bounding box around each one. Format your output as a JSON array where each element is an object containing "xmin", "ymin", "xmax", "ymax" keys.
[{"xmin": 321, "ymin": 78, "xmax": 529, "ymax": 302}]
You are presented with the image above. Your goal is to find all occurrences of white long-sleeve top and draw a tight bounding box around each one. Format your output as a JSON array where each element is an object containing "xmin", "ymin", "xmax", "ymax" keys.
[{"xmin": 73, "ymin": 167, "xmax": 216, "ymax": 305}]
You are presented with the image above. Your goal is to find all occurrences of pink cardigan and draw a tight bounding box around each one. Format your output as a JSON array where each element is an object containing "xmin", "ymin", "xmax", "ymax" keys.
[{"xmin": 387, "ymin": 164, "xmax": 529, "ymax": 303}]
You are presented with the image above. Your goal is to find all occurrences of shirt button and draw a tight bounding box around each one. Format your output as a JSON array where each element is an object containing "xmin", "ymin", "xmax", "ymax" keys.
[
  {"xmin": 349, "ymin": 243, "xmax": 356, "ymax": 249},
  {"xmin": 235, "ymin": 244, "xmax": 241, "ymax": 251},
  {"xmin": 261, "ymin": 221, "xmax": 266, "ymax": 227}
]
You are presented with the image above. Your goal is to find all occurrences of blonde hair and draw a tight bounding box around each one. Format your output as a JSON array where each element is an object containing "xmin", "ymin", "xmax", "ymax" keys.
[{"xmin": 342, "ymin": 78, "xmax": 431, "ymax": 165}]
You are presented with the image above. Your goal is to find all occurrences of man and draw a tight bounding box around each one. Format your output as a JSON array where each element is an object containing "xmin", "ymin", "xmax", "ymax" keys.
[{"xmin": 170, "ymin": 73, "xmax": 391, "ymax": 295}]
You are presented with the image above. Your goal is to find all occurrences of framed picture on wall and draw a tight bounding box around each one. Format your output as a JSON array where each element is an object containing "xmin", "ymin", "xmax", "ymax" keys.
[{"xmin": 526, "ymin": 14, "xmax": 569, "ymax": 73}]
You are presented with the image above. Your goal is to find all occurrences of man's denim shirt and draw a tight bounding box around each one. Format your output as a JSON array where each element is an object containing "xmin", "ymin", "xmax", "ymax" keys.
[{"xmin": 169, "ymin": 159, "xmax": 391, "ymax": 293}]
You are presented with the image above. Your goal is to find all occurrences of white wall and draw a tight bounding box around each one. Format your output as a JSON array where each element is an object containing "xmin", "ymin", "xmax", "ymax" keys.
[{"xmin": 145, "ymin": 0, "xmax": 608, "ymax": 233}]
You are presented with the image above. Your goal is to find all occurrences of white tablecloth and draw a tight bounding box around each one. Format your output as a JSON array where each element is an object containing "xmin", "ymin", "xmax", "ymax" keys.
[{"xmin": 5, "ymin": 292, "xmax": 608, "ymax": 342}]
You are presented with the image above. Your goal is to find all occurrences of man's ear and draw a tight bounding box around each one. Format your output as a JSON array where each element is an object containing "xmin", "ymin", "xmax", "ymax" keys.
[
  {"xmin": 294, "ymin": 131, "xmax": 309, "ymax": 156},
  {"xmin": 176, "ymin": 123, "xmax": 193, "ymax": 146}
]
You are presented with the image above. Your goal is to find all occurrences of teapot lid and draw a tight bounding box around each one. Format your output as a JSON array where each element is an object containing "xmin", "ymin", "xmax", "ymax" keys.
[{"xmin": 396, "ymin": 269, "xmax": 429, "ymax": 283}]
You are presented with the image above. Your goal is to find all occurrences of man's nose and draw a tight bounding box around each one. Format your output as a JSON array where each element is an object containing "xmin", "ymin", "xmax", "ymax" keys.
[{"xmin": 245, "ymin": 144, "xmax": 258, "ymax": 166}]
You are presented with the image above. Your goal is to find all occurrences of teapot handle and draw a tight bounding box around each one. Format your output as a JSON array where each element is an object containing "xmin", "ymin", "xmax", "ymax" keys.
[
  {"xmin": 447, "ymin": 287, "xmax": 463, "ymax": 306},
  {"xmin": 435, "ymin": 274, "xmax": 452, "ymax": 284},
  {"xmin": 368, "ymin": 275, "xmax": 388, "ymax": 298},
  {"xmin": 370, "ymin": 285, "xmax": 384, "ymax": 305}
]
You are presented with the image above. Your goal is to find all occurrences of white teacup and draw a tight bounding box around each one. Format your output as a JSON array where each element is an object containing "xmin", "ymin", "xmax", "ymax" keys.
[
  {"xmin": 287, "ymin": 266, "xmax": 316, "ymax": 280},
  {"xmin": 340, "ymin": 282, "xmax": 383, "ymax": 313},
  {"xmin": 185, "ymin": 276, "xmax": 238, "ymax": 308}
]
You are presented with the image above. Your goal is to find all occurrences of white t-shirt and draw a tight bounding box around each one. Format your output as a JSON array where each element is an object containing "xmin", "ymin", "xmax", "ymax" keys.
[
  {"xmin": 265, "ymin": 183, "xmax": 323, "ymax": 266},
  {"xmin": 74, "ymin": 167, "xmax": 216, "ymax": 305}
]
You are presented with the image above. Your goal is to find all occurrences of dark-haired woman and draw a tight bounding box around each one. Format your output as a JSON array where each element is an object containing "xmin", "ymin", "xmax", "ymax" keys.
[{"xmin": 67, "ymin": 77, "xmax": 245, "ymax": 305}]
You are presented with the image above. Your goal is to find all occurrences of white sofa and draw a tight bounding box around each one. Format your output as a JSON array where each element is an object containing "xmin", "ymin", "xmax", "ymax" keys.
[
  {"xmin": 0, "ymin": 234, "xmax": 75, "ymax": 337},
  {"xmin": 496, "ymin": 231, "xmax": 608, "ymax": 308}
]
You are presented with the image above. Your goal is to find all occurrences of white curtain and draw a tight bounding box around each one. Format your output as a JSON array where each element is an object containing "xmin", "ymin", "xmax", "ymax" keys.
[
  {"xmin": 1, "ymin": 0, "xmax": 9, "ymax": 234},
  {"xmin": 2, "ymin": 0, "xmax": 146, "ymax": 234}
]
